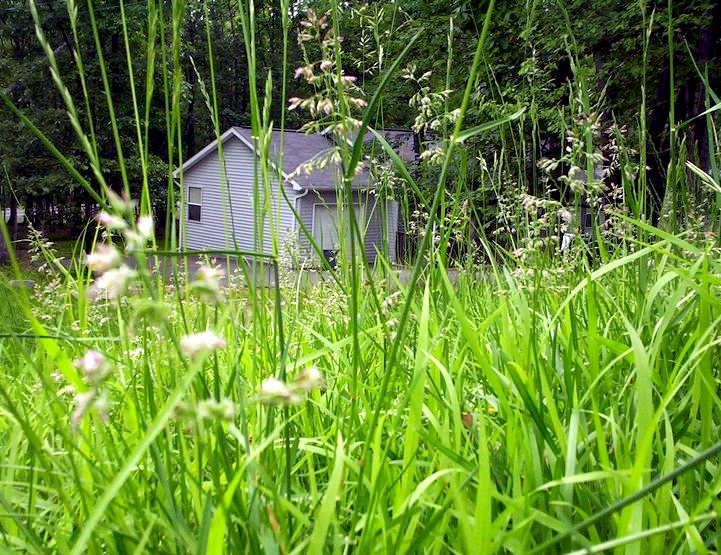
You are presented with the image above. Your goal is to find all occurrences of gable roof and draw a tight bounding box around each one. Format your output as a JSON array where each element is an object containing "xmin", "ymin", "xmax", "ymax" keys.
[
  {"xmin": 174, "ymin": 126, "xmax": 376, "ymax": 191},
  {"xmin": 360, "ymin": 128, "xmax": 417, "ymax": 163}
]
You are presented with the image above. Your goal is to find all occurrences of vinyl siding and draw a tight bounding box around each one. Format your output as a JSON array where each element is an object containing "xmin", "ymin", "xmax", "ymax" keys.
[
  {"xmin": 180, "ymin": 135, "xmax": 298, "ymax": 256},
  {"xmin": 297, "ymin": 190, "xmax": 398, "ymax": 264}
]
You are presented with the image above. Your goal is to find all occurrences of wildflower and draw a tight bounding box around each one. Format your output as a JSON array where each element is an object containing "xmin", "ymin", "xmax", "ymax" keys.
[
  {"xmin": 95, "ymin": 265, "xmax": 137, "ymax": 299},
  {"xmin": 85, "ymin": 244, "xmax": 122, "ymax": 274},
  {"xmin": 197, "ymin": 398, "xmax": 237, "ymax": 423},
  {"xmin": 258, "ymin": 377, "xmax": 301, "ymax": 405},
  {"xmin": 348, "ymin": 97, "xmax": 367, "ymax": 109},
  {"xmin": 320, "ymin": 59, "xmax": 333, "ymax": 72},
  {"xmin": 136, "ymin": 216, "xmax": 154, "ymax": 241},
  {"xmin": 257, "ymin": 367, "xmax": 324, "ymax": 405},
  {"xmin": 97, "ymin": 211, "xmax": 127, "ymax": 231},
  {"xmin": 381, "ymin": 290, "xmax": 402, "ymax": 313},
  {"xmin": 71, "ymin": 390, "xmax": 96, "ymax": 429},
  {"xmin": 191, "ymin": 264, "xmax": 224, "ymax": 301},
  {"xmin": 124, "ymin": 216, "xmax": 154, "ymax": 251},
  {"xmin": 180, "ymin": 331, "xmax": 226, "ymax": 358},
  {"xmin": 340, "ymin": 75, "xmax": 356, "ymax": 86},
  {"xmin": 294, "ymin": 65, "xmax": 314, "ymax": 81},
  {"xmin": 293, "ymin": 366, "xmax": 323, "ymax": 391},
  {"xmin": 74, "ymin": 349, "xmax": 112, "ymax": 385},
  {"xmin": 317, "ymin": 98, "xmax": 334, "ymax": 115}
]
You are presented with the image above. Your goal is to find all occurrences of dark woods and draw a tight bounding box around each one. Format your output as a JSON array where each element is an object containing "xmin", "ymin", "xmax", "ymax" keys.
[{"xmin": 0, "ymin": 0, "xmax": 719, "ymax": 252}]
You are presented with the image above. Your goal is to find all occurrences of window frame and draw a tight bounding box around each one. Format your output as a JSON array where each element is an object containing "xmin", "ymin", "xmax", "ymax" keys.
[{"xmin": 187, "ymin": 186, "xmax": 202, "ymax": 222}]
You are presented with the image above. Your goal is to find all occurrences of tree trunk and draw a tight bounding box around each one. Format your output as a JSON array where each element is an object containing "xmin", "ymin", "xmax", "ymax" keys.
[
  {"xmin": 9, "ymin": 194, "xmax": 18, "ymax": 241},
  {"xmin": 689, "ymin": 6, "xmax": 719, "ymax": 174}
]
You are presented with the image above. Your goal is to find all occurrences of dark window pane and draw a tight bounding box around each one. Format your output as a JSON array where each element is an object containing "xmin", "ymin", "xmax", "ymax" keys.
[{"xmin": 188, "ymin": 204, "xmax": 201, "ymax": 221}]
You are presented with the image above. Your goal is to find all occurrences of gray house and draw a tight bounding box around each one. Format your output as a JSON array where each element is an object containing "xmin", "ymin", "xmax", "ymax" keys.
[{"xmin": 174, "ymin": 126, "xmax": 401, "ymax": 265}]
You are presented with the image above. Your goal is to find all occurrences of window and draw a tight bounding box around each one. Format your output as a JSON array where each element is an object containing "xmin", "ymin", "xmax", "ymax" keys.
[
  {"xmin": 188, "ymin": 187, "xmax": 202, "ymax": 222},
  {"xmin": 584, "ymin": 212, "xmax": 592, "ymax": 229}
]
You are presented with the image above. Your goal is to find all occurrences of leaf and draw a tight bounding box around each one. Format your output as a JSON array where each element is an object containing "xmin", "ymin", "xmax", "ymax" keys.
[
  {"xmin": 455, "ymin": 107, "xmax": 526, "ymax": 144},
  {"xmin": 367, "ymin": 128, "xmax": 428, "ymax": 206},
  {"xmin": 308, "ymin": 433, "xmax": 345, "ymax": 555},
  {"xmin": 686, "ymin": 161, "xmax": 721, "ymax": 194}
]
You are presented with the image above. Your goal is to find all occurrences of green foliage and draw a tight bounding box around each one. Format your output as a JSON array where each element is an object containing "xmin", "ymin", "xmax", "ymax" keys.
[{"xmin": 0, "ymin": 0, "xmax": 720, "ymax": 553}]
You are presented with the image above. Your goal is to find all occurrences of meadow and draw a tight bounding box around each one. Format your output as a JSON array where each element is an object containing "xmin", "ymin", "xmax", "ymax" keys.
[{"xmin": 1, "ymin": 0, "xmax": 720, "ymax": 553}]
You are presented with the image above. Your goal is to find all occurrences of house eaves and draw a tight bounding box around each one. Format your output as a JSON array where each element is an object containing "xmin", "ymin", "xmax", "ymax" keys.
[{"xmin": 172, "ymin": 127, "xmax": 302, "ymax": 191}]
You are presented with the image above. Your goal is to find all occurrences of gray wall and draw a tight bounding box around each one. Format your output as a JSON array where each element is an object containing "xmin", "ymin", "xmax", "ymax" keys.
[
  {"xmin": 296, "ymin": 189, "xmax": 398, "ymax": 265},
  {"xmin": 180, "ymin": 135, "xmax": 298, "ymax": 256}
]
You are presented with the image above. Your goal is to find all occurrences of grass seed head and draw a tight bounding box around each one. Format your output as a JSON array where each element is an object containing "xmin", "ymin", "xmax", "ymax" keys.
[{"xmin": 180, "ymin": 331, "xmax": 227, "ymax": 358}]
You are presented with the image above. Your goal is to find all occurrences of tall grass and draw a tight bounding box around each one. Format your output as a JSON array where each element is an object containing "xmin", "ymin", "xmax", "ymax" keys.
[{"xmin": 0, "ymin": 0, "xmax": 720, "ymax": 553}]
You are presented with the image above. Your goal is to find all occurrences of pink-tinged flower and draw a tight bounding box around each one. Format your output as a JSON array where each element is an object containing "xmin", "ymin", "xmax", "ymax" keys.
[
  {"xmin": 71, "ymin": 390, "xmax": 95, "ymax": 429},
  {"xmin": 180, "ymin": 331, "xmax": 226, "ymax": 358},
  {"xmin": 294, "ymin": 66, "xmax": 314, "ymax": 81},
  {"xmin": 95, "ymin": 265, "xmax": 137, "ymax": 299},
  {"xmin": 74, "ymin": 350, "xmax": 104, "ymax": 372},
  {"xmin": 257, "ymin": 377, "xmax": 301, "ymax": 405},
  {"xmin": 137, "ymin": 216, "xmax": 154, "ymax": 241},
  {"xmin": 85, "ymin": 244, "xmax": 122, "ymax": 274},
  {"xmin": 349, "ymin": 97, "xmax": 368, "ymax": 109},
  {"xmin": 97, "ymin": 211, "xmax": 127, "ymax": 231},
  {"xmin": 71, "ymin": 390, "xmax": 109, "ymax": 429},
  {"xmin": 288, "ymin": 97, "xmax": 303, "ymax": 110},
  {"xmin": 320, "ymin": 59, "xmax": 333, "ymax": 72},
  {"xmin": 293, "ymin": 366, "xmax": 323, "ymax": 391},
  {"xmin": 74, "ymin": 349, "xmax": 112, "ymax": 384},
  {"xmin": 318, "ymin": 98, "xmax": 334, "ymax": 115}
]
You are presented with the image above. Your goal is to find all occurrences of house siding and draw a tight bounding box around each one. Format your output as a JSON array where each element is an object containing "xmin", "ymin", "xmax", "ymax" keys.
[
  {"xmin": 180, "ymin": 135, "xmax": 297, "ymax": 256},
  {"xmin": 296, "ymin": 189, "xmax": 398, "ymax": 264}
]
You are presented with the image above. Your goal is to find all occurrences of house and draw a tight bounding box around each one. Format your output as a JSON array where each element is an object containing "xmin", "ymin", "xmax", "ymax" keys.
[
  {"xmin": 173, "ymin": 126, "xmax": 404, "ymax": 266},
  {"xmin": 565, "ymin": 164, "xmax": 608, "ymax": 235}
]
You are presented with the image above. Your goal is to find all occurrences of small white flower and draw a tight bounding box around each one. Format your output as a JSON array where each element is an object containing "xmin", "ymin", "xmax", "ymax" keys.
[
  {"xmin": 71, "ymin": 390, "xmax": 95, "ymax": 429},
  {"xmin": 85, "ymin": 244, "xmax": 122, "ymax": 274},
  {"xmin": 180, "ymin": 331, "xmax": 226, "ymax": 358},
  {"xmin": 93, "ymin": 391, "xmax": 110, "ymax": 423},
  {"xmin": 320, "ymin": 59, "xmax": 333, "ymax": 72},
  {"xmin": 318, "ymin": 98, "xmax": 334, "ymax": 115},
  {"xmin": 136, "ymin": 216, "xmax": 154, "ymax": 241},
  {"xmin": 258, "ymin": 377, "xmax": 301, "ymax": 405},
  {"xmin": 74, "ymin": 349, "xmax": 103, "ymax": 372},
  {"xmin": 191, "ymin": 265, "xmax": 224, "ymax": 301},
  {"xmin": 197, "ymin": 398, "xmax": 237, "ymax": 423},
  {"xmin": 260, "ymin": 377, "xmax": 287, "ymax": 397},
  {"xmin": 97, "ymin": 211, "xmax": 127, "ymax": 231},
  {"xmin": 95, "ymin": 265, "xmax": 137, "ymax": 299},
  {"xmin": 293, "ymin": 366, "xmax": 323, "ymax": 391},
  {"xmin": 74, "ymin": 349, "xmax": 112, "ymax": 385},
  {"xmin": 349, "ymin": 97, "xmax": 367, "ymax": 109}
]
